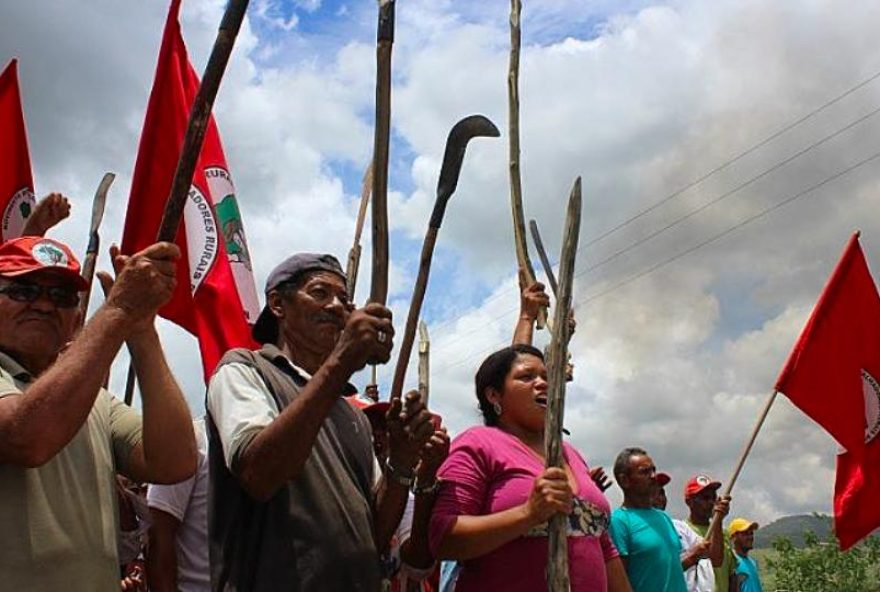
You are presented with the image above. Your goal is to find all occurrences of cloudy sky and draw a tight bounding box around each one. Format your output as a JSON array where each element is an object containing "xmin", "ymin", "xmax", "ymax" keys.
[{"xmin": 4, "ymin": 0, "xmax": 880, "ymax": 525}]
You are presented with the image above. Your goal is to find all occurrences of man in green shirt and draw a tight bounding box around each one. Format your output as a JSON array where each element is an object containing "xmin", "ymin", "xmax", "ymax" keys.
[
  {"xmin": 0, "ymin": 236, "xmax": 197, "ymax": 590},
  {"xmin": 609, "ymin": 447, "xmax": 688, "ymax": 592},
  {"xmin": 682, "ymin": 475, "xmax": 738, "ymax": 592}
]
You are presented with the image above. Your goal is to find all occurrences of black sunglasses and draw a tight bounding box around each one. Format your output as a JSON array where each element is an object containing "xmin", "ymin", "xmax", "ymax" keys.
[{"xmin": 0, "ymin": 282, "xmax": 80, "ymax": 308}]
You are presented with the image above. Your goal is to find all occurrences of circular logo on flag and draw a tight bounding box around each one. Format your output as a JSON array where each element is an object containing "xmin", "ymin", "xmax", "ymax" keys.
[
  {"xmin": 2, "ymin": 187, "xmax": 36, "ymax": 241},
  {"xmin": 863, "ymin": 369, "xmax": 880, "ymax": 444},
  {"xmin": 31, "ymin": 241, "xmax": 69, "ymax": 267}
]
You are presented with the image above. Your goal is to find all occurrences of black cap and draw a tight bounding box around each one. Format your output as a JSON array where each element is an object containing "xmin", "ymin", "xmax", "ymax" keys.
[{"xmin": 252, "ymin": 253, "xmax": 346, "ymax": 344}]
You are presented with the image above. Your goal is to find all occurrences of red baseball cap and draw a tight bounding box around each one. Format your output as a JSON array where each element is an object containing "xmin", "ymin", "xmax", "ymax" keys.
[
  {"xmin": 656, "ymin": 472, "xmax": 671, "ymax": 486},
  {"xmin": 0, "ymin": 236, "xmax": 88, "ymax": 291},
  {"xmin": 684, "ymin": 474, "xmax": 721, "ymax": 499}
]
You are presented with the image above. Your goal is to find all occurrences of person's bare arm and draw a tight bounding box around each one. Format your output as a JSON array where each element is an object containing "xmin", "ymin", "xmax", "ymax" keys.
[
  {"xmin": 512, "ymin": 270, "xmax": 549, "ymax": 346},
  {"xmin": 96, "ymin": 244, "xmax": 195, "ymax": 484},
  {"xmin": 400, "ymin": 428, "xmax": 450, "ymax": 569},
  {"xmin": 707, "ymin": 496, "xmax": 731, "ymax": 568},
  {"xmin": 374, "ymin": 391, "xmax": 435, "ymax": 554},
  {"xmin": 146, "ymin": 508, "xmax": 181, "ymax": 592},
  {"xmin": 0, "ymin": 242, "xmax": 179, "ymax": 467},
  {"xmin": 436, "ymin": 467, "xmax": 572, "ymax": 561},
  {"xmin": 21, "ymin": 192, "xmax": 70, "ymax": 237},
  {"xmin": 606, "ymin": 556, "xmax": 633, "ymax": 592},
  {"xmin": 124, "ymin": 325, "xmax": 196, "ymax": 484},
  {"xmin": 235, "ymin": 304, "xmax": 394, "ymax": 502}
]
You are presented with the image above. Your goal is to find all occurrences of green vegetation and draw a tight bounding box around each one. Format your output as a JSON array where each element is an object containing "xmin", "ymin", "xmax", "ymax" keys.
[{"xmin": 764, "ymin": 531, "xmax": 880, "ymax": 591}]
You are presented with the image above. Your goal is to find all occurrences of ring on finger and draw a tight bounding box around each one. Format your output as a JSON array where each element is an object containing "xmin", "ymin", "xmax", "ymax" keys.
[{"xmin": 377, "ymin": 330, "xmax": 387, "ymax": 344}]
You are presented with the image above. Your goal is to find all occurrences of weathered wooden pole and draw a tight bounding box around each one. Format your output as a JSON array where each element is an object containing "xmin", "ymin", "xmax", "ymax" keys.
[
  {"xmin": 346, "ymin": 164, "xmax": 373, "ymax": 297},
  {"xmin": 544, "ymin": 177, "xmax": 582, "ymax": 592},
  {"xmin": 370, "ymin": 0, "xmax": 395, "ymax": 306},
  {"xmin": 508, "ymin": 0, "xmax": 546, "ymax": 329},
  {"xmin": 389, "ymin": 116, "xmax": 499, "ymax": 402},
  {"xmin": 418, "ymin": 320, "xmax": 430, "ymax": 407}
]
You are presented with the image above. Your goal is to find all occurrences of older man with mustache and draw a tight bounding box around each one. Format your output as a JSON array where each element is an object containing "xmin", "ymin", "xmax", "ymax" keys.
[
  {"xmin": 207, "ymin": 253, "xmax": 435, "ymax": 592},
  {"xmin": 0, "ymin": 236, "xmax": 197, "ymax": 591}
]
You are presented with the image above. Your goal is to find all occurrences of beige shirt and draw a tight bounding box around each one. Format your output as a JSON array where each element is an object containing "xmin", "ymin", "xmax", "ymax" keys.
[{"xmin": 0, "ymin": 351, "xmax": 143, "ymax": 591}]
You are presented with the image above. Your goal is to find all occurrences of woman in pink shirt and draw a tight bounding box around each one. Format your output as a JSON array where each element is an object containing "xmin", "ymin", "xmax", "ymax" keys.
[{"xmin": 429, "ymin": 344, "xmax": 631, "ymax": 592}]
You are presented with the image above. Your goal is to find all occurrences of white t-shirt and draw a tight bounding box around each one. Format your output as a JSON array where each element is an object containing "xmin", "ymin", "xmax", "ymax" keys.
[
  {"xmin": 674, "ymin": 518, "xmax": 716, "ymax": 592},
  {"xmin": 147, "ymin": 419, "xmax": 210, "ymax": 592}
]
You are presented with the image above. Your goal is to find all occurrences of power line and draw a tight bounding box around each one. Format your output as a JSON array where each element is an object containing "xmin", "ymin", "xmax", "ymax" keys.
[
  {"xmin": 432, "ymin": 149, "xmax": 880, "ymax": 375},
  {"xmin": 430, "ymin": 102, "xmax": 880, "ymax": 357},
  {"xmin": 423, "ymin": 65, "xmax": 880, "ymax": 340}
]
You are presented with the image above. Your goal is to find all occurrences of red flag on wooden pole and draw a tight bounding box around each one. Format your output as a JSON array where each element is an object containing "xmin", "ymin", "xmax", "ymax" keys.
[
  {"xmin": 775, "ymin": 232, "xmax": 880, "ymax": 549},
  {"xmin": 122, "ymin": 0, "xmax": 258, "ymax": 380},
  {"xmin": 0, "ymin": 59, "xmax": 37, "ymax": 241}
]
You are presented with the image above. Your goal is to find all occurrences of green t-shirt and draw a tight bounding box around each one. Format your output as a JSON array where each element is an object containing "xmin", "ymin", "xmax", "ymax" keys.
[
  {"xmin": 686, "ymin": 519, "xmax": 737, "ymax": 592},
  {"xmin": 610, "ymin": 507, "xmax": 688, "ymax": 592},
  {"xmin": 0, "ymin": 352, "xmax": 143, "ymax": 591}
]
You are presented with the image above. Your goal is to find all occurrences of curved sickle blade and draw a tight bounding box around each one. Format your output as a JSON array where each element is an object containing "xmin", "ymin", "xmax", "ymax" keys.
[{"xmin": 431, "ymin": 115, "xmax": 500, "ymax": 227}]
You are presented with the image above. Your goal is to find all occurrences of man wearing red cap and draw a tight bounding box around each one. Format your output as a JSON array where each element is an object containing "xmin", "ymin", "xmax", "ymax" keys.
[
  {"xmin": 0, "ymin": 237, "xmax": 197, "ymax": 591},
  {"xmin": 676, "ymin": 474, "xmax": 736, "ymax": 592}
]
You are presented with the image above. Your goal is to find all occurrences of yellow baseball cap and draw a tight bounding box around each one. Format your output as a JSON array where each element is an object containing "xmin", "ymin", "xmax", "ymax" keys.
[{"xmin": 728, "ymin": 517, "xmax": 759, "ymax": 536}]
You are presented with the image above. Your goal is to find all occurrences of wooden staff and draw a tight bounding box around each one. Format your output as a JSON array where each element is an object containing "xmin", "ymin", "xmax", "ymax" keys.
[
  {"xmin": 508, "ymin": 0, "xmax": 546, "ymax": 329},
  {"xmin": 707, "ymin": 390, "xmax": 779, "ymax": 534},
  {"xmin": 346, "ymin": 164, "xmax": 373, "ymax": 297},
  {"xmin": 544, "ymin": 177, "xmax": 582, "ymax": 592},
  {"xmin": 370, "ymin": 0, "xmax": 395, "ymax": 305},
  {"xmin": 78, "ymin": 172, "xmax": 114, "ymax": 324},
  {"xmin": 418, "ymin": 320, "xmax": 430, "ymax": 407},
  {"xmin": 389, "ymin": 115, "xmax": 499, "ymax": 402},
  {"xmin": 156, "ymin": 0, "xmax": 250, "ymax": 242}
]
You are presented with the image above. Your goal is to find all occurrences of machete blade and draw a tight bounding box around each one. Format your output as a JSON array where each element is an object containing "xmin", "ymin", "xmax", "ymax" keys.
[
  {"xmin": 435, "ymin": 115, "xmax": 500, "ymax": 209},
  {"xmin": 89, "ymin": 172, "xmax": 114, "ymax": 237}
]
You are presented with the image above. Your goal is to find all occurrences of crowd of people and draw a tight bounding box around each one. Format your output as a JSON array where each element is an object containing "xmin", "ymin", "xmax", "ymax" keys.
[{"xmin": 0, "ymin": 194, "xmax": 765, "ymax": 591}]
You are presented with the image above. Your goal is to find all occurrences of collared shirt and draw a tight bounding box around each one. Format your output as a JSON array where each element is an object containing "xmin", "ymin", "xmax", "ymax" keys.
[{"xmin": 0, "ymin": 350, "xmax": 143, "ymax": 591}]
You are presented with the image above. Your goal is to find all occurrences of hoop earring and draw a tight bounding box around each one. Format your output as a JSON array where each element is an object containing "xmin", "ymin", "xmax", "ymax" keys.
[{"xmin": 492, "ymin": 401, "xmax": 502, "ymax": 416}]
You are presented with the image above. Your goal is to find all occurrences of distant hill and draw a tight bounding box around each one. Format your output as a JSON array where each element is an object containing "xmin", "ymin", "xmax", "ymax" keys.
[{"xmin": 753, "ymin": 514, "xmax": 832, "ymax": 548}]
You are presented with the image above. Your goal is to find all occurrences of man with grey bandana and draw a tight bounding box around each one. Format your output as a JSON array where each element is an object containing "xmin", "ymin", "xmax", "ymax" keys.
[{"xmin": 207, "ymin": 253, "xmax": 435, "ymax": 591}]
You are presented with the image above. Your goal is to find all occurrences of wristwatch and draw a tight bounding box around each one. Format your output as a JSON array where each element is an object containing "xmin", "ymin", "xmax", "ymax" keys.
[
  {"xmin": 385, "ymin": 458, "xmax": 415, "ymax": 488},
  {"xmin": 412, "ymin": 478, "xmax": 441, "ymax": 496}
]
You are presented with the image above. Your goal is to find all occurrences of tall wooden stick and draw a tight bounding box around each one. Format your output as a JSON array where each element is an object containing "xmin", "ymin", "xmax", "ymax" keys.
[
  {"xmin": 346, "ymin": 163, "xmax": 373, "ymax": 297},
  {"xmin": 418, "ymin": 320, "xmax": 430, "ymax": 407},
  {"xmin": 389, "ymin": 116, "xmax": 499, "ymax": 402},
  {"xmin": 707, "ymin": 390, "xmax": 779, "ymax": 534},
  {"xmin": 370, "ymin": 0, "xmax": 395, "ymax": 305},
  {"xmin": 508, "ymin": 0, "xmax": 546, "ymax": 329},
  {"xmin": 544, "ymin": 177, "xmax": 582, "ymax": 592}
]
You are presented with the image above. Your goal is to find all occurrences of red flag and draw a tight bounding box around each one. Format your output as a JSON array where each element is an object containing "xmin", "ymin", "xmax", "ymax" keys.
[
  {"xmin": 0, "ymin": 59, "xmax": 37, "ymax": 241},
  {"xmin": 775, "ymin": 233, "xmax": 880, "ymax": 455},
  {"xmin": 775, "ymin": 232, "xmax": 880, "ymax": 549},
  {"xmin": 122, "ymin": 0, "xmax": 258, "ymax": 380}
]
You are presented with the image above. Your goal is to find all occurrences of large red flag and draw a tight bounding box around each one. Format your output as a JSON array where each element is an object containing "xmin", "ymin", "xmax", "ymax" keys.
[
  {"xmin": 0, "ymin": 59, "xmax": 37, "ymax": 241},
  {"xmin": 775, "ymin": 232, "xmax": 880, "ymax": 549},
  {"xmin": 122, "ymin": 0, "xmax": 258, "ymax": 380}
]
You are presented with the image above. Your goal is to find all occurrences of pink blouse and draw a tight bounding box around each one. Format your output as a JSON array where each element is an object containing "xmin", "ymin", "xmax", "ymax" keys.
[{"xmin": 429, "ymin": 426, "xmax": 618, "ymax": 592}]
